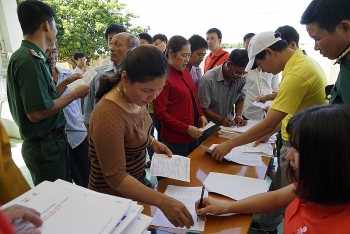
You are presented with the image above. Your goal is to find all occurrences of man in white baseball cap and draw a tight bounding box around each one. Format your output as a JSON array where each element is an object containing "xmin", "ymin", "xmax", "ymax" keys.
[{"xmin": 211, "ymin": 31, "xmax": 328, "ymax": 233}]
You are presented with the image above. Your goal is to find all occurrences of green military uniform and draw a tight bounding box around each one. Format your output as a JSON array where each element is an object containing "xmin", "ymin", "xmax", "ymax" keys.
[
  {"xmin": 6, "ymin": 40, "xmax": 70, "ymax": 185},
  {"xmin": 326, "ymin": 47, "xmax": 350, "ymax": 104}
]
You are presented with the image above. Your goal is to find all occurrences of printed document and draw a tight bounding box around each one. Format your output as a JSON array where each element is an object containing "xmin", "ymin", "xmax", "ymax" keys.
[
  {"xmin": 151, "ymin": 186, "xmax": 208, "ymax": 231},
  {"xmin": 150, "ymin": 154, "xmax": 190, "ymax": 182},
  {"xmin": 3, "ymin": 181, "xmax": 129, "ymax": 234},
  {"xmin": 67, "ymin": 66, "xmax": 97, "ymax": 91}
]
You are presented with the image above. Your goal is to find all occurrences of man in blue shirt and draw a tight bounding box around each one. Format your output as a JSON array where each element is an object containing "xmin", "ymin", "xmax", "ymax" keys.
[{"xmin": 47, "ymin": 43, "xmax": 91, "ymax": 187}]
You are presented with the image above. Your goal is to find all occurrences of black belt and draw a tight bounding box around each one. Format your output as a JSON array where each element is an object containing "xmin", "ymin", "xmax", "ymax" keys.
[
  {"xmin": 42, "ymin": 128, "xmax": 66, "ymax": 139},
  {"xmin": 281, "ymin": 139, "xmax": 292, "ymax": 147}
]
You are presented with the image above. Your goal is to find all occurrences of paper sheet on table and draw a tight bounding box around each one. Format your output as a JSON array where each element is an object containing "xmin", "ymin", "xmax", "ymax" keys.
[
  {"xmin": 117, "ymin": 214, "xmax": 153, "ymax": 234},
  {"xmin": 252, "ymin": 100, "xmax": 272, "ymax": 109},
  {"xmin": 151, "ymin": 186, "xmax": 208, "ymax": 231},
  {"xmin": 198, "ymin": 121, "xmax": 216, "ymax": 131},
  {"xmin": 204, "ymin": 172, "xmax": 268, "ymax": 200},
  {"xmin": 220, "ymin": 120, "xmax": 259, "ymax": 133},
  {"xmin": 150, "ymin": 154, "xmax": 190, "ymax": 182},
  {"xmin": 67, "ymin": 66, "xmax": 97, "ymax": 91}
]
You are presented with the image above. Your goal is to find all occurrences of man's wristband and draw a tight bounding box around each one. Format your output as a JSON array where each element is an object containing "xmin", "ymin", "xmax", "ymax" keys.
[{"xmin": 235, "ymin": 115, "xmax": 243, "ymax": 119}]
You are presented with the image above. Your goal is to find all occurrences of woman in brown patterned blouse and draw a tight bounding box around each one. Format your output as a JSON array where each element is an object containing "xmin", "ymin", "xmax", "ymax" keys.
[{"xmin": 88, "ymin": 45, "xmax": 194, "ymax": 229}]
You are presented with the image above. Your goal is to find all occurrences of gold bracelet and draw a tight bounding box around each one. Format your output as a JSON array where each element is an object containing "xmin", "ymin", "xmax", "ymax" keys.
[{"xmin": 149, "ymin": 138, "xmax": 155, "ymax": 147}]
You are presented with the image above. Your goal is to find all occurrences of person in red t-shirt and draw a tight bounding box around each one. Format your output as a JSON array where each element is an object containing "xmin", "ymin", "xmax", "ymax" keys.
[
  {"xmin": 196, "ymin": 104, "xmax": 350, "ymax": 234},
  {"xmin": 204, "ymin": 28, "xmax": 229, "ymax": 73}
]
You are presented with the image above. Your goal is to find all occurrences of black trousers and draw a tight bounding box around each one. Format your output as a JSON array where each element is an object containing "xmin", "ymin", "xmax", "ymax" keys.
[{"xmin": 69, "ymin": 137, "xmax": 91, "ymax": 187}]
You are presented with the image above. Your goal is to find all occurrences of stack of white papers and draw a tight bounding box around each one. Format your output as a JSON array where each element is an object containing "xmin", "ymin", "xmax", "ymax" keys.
[
  {"xmin": 201, "ymin": 143, "xmax": 273, "ymax": 166},
  {"xmin": 151, "ymin": 185, "xmax": 208, "ymax": 232},
  {"xmin": 2, "ymin": 180, "xmax": 152, "ymax": 234},
  {"xmin": 150, "ymin": 154, "xmax": 190, "ymax": 182},
  {"xmin": 218, "ymin": 120, "xmax": 259, "ymax": 139},
  {"xmin": 204, "ymin": 172, "xmax": 269, "ymax": 200}
]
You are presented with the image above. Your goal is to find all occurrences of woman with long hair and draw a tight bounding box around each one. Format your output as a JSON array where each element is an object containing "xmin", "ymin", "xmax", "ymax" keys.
[{"xmin": 196, "ymin": 104, "xmax": 350, "ymax": 233}]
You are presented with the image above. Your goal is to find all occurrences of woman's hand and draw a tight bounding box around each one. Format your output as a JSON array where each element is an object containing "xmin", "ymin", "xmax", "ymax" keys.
[
  {"xmin": 151, "ymin": 139, "xmax": 172, "ymax": 157},
  {"xmin": 187, "ymin": 125, "xmax": 203, "ymax": 138},
  {"xmin": 199, "ymin": 116, "xmax": 208, "ymax": 128},
  {"xmin": 159, "ymin": 196, "xmax": 194, "ymax": 228},
  {"xmin": 195, "ymin": 198, "xmax": 228, "ymax": 221}
]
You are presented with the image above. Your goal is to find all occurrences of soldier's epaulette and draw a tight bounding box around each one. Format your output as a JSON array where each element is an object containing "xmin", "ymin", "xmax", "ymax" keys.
[{"xmin": 28, "ymin": 48, "xmax": 44, "ymax": 59}]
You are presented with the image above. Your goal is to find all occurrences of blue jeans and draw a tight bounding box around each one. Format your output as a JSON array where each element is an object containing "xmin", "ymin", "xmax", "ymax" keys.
[{"xmin": 162, "ymin": 139, "xmax": 199, "ymax": 157}]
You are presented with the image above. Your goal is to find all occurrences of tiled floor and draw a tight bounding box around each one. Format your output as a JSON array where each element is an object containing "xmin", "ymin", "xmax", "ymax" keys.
[{"xmin": 10, "ymin": 138, "xmax": 283, "ymax": 233}]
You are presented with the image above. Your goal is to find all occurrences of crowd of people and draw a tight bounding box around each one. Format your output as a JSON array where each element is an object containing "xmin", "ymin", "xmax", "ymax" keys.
[{"xmin": 1, "ymin": 0, "xmax": 350, "ymax": 233}]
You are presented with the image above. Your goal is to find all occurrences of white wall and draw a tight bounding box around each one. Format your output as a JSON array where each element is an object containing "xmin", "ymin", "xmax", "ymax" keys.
[{"xmin": 0, "ymin": 0, "xmax": 22, "ymax": 53}]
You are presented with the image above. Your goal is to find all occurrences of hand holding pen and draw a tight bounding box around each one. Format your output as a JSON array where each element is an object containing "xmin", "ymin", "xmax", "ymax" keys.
[
  {"xmin": 221, "ymin": 113, "xmax": 235, "ymax": 127},
  {"xmin": 197, "ymin": 185, "xmax": 205, "ymax": 222}
]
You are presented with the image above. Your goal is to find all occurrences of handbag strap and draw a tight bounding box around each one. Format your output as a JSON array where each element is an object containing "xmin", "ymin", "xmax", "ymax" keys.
[{"xmin": 208, "ymin": 51, "xmax": 229, "ymax": 71}]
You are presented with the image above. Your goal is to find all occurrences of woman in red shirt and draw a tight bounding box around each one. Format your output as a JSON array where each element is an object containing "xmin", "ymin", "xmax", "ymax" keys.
[
  {"xmin": 153, "ymin": 35, "xmax": 208, "ymax": 156},
  {"xmin": 196, "ymin": 104, "xmax": 350, "ymax": 234}
]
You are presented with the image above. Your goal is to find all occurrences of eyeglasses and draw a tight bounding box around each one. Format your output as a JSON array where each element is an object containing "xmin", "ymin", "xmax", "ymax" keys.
[{"xmin": 233, "ymin": 68, "xmax": 246, "ymax": 78}]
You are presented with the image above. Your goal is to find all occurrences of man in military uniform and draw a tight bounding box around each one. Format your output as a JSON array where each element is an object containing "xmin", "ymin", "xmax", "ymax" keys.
[
  {"xmin": 6, "ymin": 1, "xmax": 90, "ymax": 185},
  {"xmin": 301, "ymin": 0, "xmax": 350, "ymax": 104}
]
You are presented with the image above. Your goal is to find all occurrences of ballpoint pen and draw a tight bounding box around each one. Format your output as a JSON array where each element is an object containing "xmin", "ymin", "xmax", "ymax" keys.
[{"xmin": 197, "ymin": 185, "xmax": 205, "ymax": 222}]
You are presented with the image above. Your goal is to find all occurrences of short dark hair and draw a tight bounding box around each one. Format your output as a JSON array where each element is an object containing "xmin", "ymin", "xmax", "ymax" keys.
[
  {"xmin": 287, "ymin": 104, "xmax": 350, "ymax": 206},
  {"xmin": 206, "ymin": 28, "xmax": 222, "ymax": 40},
  {"xmin": 165, "ymin": 35, "xmax": 189, "ymax": 58},
  {"xmin": 152, "ymin": 34, "xmax": 168, "ymax": 43},
  {"xmin": 104, "ymin": 23, "xmax": 126, "ymax": 41},
  {"xmin": 300, "ymin": 0, "xmax": 350, "ymax": 33},
  {"xmin": 138, "ymin": 33, "xmax": 153, "ymax": 44},
  {"xmin": 255, "ymin": 38, "xmax": 288, "ymax": 60},
  {"xmin": 73, "ymin": 51, "xmax": 86, "ymax": 60},
  {"xmin": 275, "ymin": 25, "xmax": 300, "ymax": 47},
  {"xmin": 243, "ymin": 33, "xmax": 255, "ymax": 43},
  {"xmin": 96, "ymin": 46, "xmax": 168, "ymax": 101},
  {"xmin": 188, "ymin": 34, "xmax": 208, "ymax": 52},
  {"xmin": 228, "ymin": 49, "xmax": 249, "ymax": 68},
  {"xmin": 17, "ymin": 1, "xmax": 55, "ymax": 35}
]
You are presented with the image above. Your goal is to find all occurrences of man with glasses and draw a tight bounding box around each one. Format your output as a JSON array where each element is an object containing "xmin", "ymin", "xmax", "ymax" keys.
[
  {"xmin": 197, "ymin": 49, "xmax": 248, "ymax": 143},
  {"xmin": 71, "ymin": 51, "xmax": 89, "ymax": 74},
  {"xmin": 47, "ymin": 43, "xmax": 91, "ymax": 188}
]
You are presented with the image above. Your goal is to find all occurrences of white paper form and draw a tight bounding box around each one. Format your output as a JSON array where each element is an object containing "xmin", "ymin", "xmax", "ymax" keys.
[
  {"xmin": 3, "ymin": 181, "xmax": 130, "ymax": 234},
  {"xmin": 252, "ymin": 100, "xmax": 272, "ymax": 109},
  {"xmin": 204, "ymin": 172, "xmax": 268, "ymax": 200},
  {"xmin": 150, "ymin": 154, "xmax": 190, "ymax": 182},
  {"xmin": 67, "ymin": 66, "xmax": 97, "ymax": 91},
  {"xmin": 198, "ymin": 121, "xmax": 216, "ymax": 132},
  {"xmin": 151, "ymin": 186, "xmax": 208, "ymax": 231}
]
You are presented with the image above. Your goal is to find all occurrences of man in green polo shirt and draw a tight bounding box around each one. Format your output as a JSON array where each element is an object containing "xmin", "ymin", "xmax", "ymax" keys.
[
  {"xmin": 6, "ymin": 1, "xmax": 90, "ymax": 185},
  {"xmin": 301, "ymin": 0, "xmax": 350, "ymax": 104}
]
